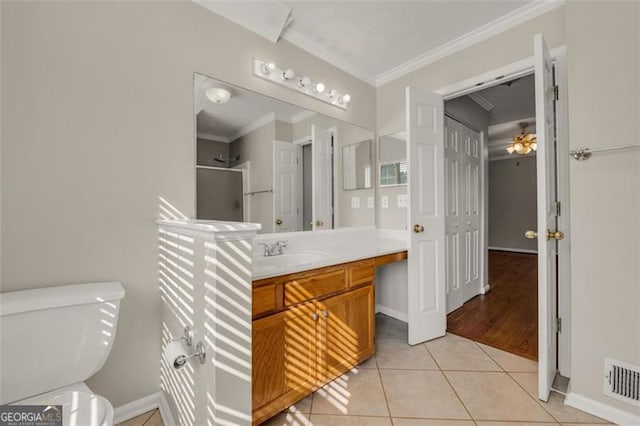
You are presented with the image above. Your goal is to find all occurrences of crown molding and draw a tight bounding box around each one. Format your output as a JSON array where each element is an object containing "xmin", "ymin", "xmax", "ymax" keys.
[
  {"xmin": 280, "ymin": 28, "xmax": 377, "ymax": 86},
  {"xmin": 375, "ymin": 0, "xmax": 564, "ymax": 87},
  {"xmin": 468, "ymin": 92, "xmax": 494, "ymax": 111},
  {"xmin": 197, "ymin": 132, "xmax": 230, "ymax": 143},
  {"xmin": 291, "ymin": 110, "xmax": 316, "ymax": 124},
  {"xmin": 231, "ymin": 112, "xmax": 276, "ymax": 141}
]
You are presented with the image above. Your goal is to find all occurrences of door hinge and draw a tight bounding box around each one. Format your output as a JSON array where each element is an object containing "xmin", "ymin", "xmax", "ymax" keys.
[
  {"xmin": 554, "ymin": 201, "xmax": 561, "ymax": 217},
  {"xmin": 553, "ymin": 85, "xmax": 559, "ymax": 101},
  {"xmin": 556, "ymin": 317, "xmax": 562, "ymax": 333}
]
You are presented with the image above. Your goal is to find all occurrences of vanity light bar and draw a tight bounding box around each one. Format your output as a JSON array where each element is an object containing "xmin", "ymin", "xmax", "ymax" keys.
[{"xmin": 252, "ymin": 58, "xmax": 350, "ymax": 110}]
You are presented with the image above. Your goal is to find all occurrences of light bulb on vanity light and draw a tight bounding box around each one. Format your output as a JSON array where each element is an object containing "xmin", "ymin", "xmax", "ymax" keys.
[
  {"xmin": 343, "ymin": 94, "xmax": 351, "ymax": 104},
  {"xmin": 298, "ymin": 76, "xmax": 311, "ymax": 87},
  {"xmin": 282, "ymin": 69, "xmax": 295, "ymax": 80},
  {"xmin": 314, "ymin": 83, "xmax": 325, "ymax": 94},
  {"xmin": 260, "ymin": 62, "xmax": 276, "ymax": 75}
]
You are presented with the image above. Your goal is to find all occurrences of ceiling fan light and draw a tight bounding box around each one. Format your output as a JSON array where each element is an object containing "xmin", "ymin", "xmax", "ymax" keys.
[
  {"xmin": 531, "ymin": 142, "xmax": 538, "ymax": 151},
  {"xmin": 514, "ymin": 142, "xmax": 523, "ymax": 152},
  {"xmin": 205, "ymin": 87, "xmax": 231, "ymax": 104},
  {"xmin": 506, "ymin": 145, "xmax": 515, "ymax": 154}
]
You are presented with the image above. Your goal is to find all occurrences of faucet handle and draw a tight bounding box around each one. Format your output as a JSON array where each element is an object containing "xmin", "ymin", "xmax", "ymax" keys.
[
  {"xmin": 277, "ymin": 240, "xmax": 288, "ymax": 247},
  {"xmin": 258, "ymin": 242, "xmax": 270, "ymax": 256}
]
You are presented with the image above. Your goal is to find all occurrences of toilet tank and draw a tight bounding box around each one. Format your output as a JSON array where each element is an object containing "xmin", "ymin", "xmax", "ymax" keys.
[{"xmin": 0, "ymin": 282, "xmax": 125, "ymax": 404}]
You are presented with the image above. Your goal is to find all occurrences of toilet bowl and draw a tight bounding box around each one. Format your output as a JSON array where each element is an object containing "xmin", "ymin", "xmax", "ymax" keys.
[{"xmin": 0, "ymin": 282, "xmax": 125, "ymax": 426}]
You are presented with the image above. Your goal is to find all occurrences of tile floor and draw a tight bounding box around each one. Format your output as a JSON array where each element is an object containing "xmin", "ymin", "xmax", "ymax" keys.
[
  {"xmin": 262, "ymin": 314, "xmax": 610, "ymax": 426},
  {"xmin": 116, "ymin": 408, "xmax": 163, "ymax": 426}
]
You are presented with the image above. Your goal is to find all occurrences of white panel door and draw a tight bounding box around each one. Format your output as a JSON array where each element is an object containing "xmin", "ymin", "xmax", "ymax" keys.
[
  {"xmin": 460, "ymin": 123, "xmax": 482, "ymax": 305},
  {"xmin": 274, "ymin": 140, "xmax": 299, "ymax": 233},
  {"xmin": 445, "ymin": 117, "xmax": 482, "ymax": 314},
  {"xmin": 312, "ymin": 125, "xmax": 333, "ymax": 230},
  {"xmin": 406, "ymin": 86, "xmax": 446, "ymax": 345},
  {"xmin": 534, "ymin": 33, "xmax": 559, "ymax": 402},
  {"xmin": 444, "ymin": 118, "xmax": 463, "ymax": 313}
]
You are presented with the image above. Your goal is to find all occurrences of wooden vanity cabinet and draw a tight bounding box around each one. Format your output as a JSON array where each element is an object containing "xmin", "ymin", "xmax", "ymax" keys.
[{"xmin": 252, "ymin": 259, "xmax": 377, "ymax": 425}]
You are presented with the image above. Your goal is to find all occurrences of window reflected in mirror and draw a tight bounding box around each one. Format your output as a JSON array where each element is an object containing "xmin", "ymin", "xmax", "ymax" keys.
[{"xmin": 378, "ymin": 133, "xmax": 407, "ymax": 187}]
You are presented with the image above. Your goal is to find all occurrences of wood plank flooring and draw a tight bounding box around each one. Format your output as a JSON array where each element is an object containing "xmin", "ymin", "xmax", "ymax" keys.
[{"xmin": 447, "ymin": 250, "xmax": 538, "ymax": 360}]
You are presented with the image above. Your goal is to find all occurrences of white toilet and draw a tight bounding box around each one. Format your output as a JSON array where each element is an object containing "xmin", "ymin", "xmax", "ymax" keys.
[{"xmin": 0, "ymin": 281, "xmax": 125, "ymax": 426}]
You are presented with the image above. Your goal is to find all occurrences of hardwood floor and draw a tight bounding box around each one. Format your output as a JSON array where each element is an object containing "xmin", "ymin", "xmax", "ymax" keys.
[{"xmin": 447, "ymin": 250, "xmax": 538, "ymax": 360}]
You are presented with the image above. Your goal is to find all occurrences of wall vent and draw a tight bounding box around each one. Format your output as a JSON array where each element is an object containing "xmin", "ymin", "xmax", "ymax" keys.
[{"xmin": 604, "ymin": 358, "xmax": 640, "ymax": 407}]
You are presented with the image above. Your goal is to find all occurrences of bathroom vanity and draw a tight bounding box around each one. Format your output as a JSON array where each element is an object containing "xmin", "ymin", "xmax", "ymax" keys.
[{"xmin": 251, "ymin": 230, "xmax": 407, "ymax": 424}]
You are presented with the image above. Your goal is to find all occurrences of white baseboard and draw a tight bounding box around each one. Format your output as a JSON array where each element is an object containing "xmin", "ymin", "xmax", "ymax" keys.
[
  {"xmin": 113, "ymin": 391, "xmax": 175, "ymax": 426},
  {"xmin": 565, "ymin": 392, "xmax": 640, "ymax": 425},
  {"xmin": 158, "ymin": 392, "xmax": 176, "ymax": 426},
  {"xmin": 488, "ymin": 246, "xmax": 538, "ymax": 254},
  {"xmin": 375, "ymin": 304, "xmax": 408, "ymax": 322}
]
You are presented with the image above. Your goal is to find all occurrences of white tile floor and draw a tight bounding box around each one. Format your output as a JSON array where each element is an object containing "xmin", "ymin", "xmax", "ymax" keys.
[{"xmin": 262, "ymin": 314, "xmax": 610, "ymax": 426}]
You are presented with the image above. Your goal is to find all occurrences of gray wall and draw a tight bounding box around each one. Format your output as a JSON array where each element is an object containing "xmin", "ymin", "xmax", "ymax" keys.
[
  {"xmin": 488, "ymin": 156, "xmax": 537, "ymax": 252},
  {"xmin": 1, "ymin": 0, "xmax": 375, "ymax": 408},
  {"xmin": 197, "ymin": 137, "xmax": 230, "ymax": 167}
]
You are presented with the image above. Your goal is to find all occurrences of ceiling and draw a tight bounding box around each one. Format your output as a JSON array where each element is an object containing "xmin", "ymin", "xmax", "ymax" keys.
[
  {"xmin": 194, "ymin": 0, "xmax": 562, "ymax": 86},
  {"xmin": 195, "ymin": 74, "xmax": 306, "ymax": 141}
]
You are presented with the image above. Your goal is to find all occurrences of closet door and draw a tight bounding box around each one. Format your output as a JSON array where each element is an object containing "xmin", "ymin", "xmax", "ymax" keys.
[
  {"xmin": 445, "ymin": 118, "xmax": 463, "ymax": 313},
  {"xmin": 460, "ymin": 125, "xmax": 482, "ymax": 305},
  {"xmin": 445, "ymin": 117, "xmax": 482, "ymax": 314}
]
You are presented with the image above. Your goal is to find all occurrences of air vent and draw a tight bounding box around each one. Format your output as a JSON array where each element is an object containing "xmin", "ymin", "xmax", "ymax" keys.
[{"xmin": 604, "ymin": 358, "xmax": 640, "ymax": 407}]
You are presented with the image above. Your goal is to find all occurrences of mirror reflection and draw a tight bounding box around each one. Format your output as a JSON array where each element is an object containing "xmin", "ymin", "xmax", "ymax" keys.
[
  {"xmin": 342, "ymin": 140, "xmax": 372, "ymax": 191},
  {"xmin": 194, "ymin": 73, "xmax": 375, "ymax": 233},
  {"xmin": 379, "ymin": 132, "xmax": 407, "ymax": 187}
]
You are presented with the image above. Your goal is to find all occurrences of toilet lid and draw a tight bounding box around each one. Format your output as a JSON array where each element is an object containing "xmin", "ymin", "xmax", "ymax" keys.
[{"xmin": 15, "ymin": 389, "xmax": 107, "ymax": 426}]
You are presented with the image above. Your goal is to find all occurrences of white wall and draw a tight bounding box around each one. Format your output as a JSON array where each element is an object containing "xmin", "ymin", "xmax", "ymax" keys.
[
  {"xmin": 564, "ymin": 1, "xmax": 640, "ymax": 416},
  {"xmin": 0, "ymin": 0, "xmax": 375, "ymax": 407}
]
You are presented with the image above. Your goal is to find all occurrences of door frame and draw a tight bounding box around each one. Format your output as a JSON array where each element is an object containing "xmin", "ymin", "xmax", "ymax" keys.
[
  {"xmin": 435, "ymin": 45, "xmax": 572, "ymax": 378},
  {"xmin": 232, "ymin": 161, "xmax": 251, "ymax": 222}
]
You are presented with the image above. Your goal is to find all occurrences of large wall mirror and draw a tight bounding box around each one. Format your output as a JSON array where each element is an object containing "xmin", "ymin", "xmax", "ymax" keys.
[
  {"xmin": 194, "ymin": 73, "xmax": 376, "ymax": 234},
  {"xmin": 378, "ymin": 132, "xmax": 407, "ymax": 187}
]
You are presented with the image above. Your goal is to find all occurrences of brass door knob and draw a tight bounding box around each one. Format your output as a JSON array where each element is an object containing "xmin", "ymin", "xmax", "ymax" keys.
[
  {"xmin": 315, "ymin": 220, "xmax": 324, "ymax": 227},
  {"xmin": 413, "ymin": 224, "xmax": 425, "ymax": 233},
  {"xmin": 525, "ymin": 230, "xmax": 538, "ymax": 240},
  {"xmin": 275, "ymin": 219, "xmax": 283, "ymax": 225},
  {"xmin": 547, "ymin": 230, "xmax": 565, "ymax": 241}
]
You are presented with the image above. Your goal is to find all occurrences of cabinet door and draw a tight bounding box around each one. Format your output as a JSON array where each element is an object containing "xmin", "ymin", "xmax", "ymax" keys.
[
  {"xmin": 253, "ymin": 311, "xmax": 287, "ymax": 409},
  {"xmin": 252, "ymin": 302, "xmax": 318, "ymax": 412},
  {"xmin": 317, "ymin": 285, "xmax": 375, "ymax": 383}
]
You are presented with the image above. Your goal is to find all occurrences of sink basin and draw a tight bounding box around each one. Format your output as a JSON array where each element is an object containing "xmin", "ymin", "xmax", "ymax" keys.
[{"xmin": 254, "ymin": 250, "xmax": 331, "ymax": 269}]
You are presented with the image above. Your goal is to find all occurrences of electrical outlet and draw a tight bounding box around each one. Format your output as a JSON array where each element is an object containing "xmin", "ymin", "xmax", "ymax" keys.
[
  {"xmin": 367, "ymin": 197, "xmax": 374, "ymax": 209},
  {"xmin": 351, "ymin": 197, "xmax": 360, "ymax": 208},
  {"xmin": 397, "ymin": 194, "xmax": 408, "ymax": 208},
  {"xmin": 381, "ymin": 196, "xmax": 389, "ymax": 208}
]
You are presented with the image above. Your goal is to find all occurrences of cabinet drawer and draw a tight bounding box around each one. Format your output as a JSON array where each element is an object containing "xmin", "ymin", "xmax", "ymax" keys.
[
  {"xmin": 253, "ymin": 284, "xmax": 279, "ymax": 317},
  {"xmin": 348, "ymin": 261, "xmax": 374, "ymax": 287},
  {"xmin": 284, "ymin": 270, "xmax": 346, "ymax": 306}
]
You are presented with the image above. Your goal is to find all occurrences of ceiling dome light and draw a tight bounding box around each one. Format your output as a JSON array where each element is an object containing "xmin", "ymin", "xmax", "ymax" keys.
[
  {"xmin": 314, "ymin": 83, "xmax": 325, "ymax": 94},
  {"xmin": 282, "ymin": 69, "xmax": 295, "ymax": 80},
  {"xmin": 205, "ymin": 87, "xmax": 231, "ymax": 104}
]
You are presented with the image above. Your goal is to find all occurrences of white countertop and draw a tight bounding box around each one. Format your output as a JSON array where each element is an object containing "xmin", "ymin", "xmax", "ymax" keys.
[{"xmin": 252, "ymin": 228, "xmax": 408, "ymax": 280}]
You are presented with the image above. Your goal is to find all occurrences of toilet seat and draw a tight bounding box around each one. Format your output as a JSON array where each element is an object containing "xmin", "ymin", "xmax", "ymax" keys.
[{"xmin": 13, "ymin": 383, "xmax": 114, "ymax": 426}]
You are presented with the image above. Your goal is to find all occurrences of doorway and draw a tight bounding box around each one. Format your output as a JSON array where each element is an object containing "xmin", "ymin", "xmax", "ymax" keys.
[
  {"xmin": 405, "ymin": 34, "xmax": 570, "ymax": 401},
  {"xmin": 444, "ymin": 74, "xmax": 540, "ymax": 361}
]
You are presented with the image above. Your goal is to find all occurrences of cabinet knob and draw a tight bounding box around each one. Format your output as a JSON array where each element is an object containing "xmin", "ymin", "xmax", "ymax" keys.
[
  {"xmin": 310, "ymin": 313, "xmax": 319, "ymax": 321},
  {"xmin": 321, "ymin": 310, "xmax": 329, "ymax": 318}
]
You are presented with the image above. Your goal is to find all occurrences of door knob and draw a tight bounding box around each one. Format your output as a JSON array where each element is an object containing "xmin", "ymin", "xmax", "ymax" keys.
[
  {"xmin": 310, "ymin": 313, "xmax": 319, "ymax": 321},
  {"xmin": 275, "ymin": 219, "xmax": 283, "ymax": 225},
  {"xmin": 321, "ymin": 309, "xmax": 329, "ymax": 318},
  {"xmin": 315, "ymin": 220, "xmax": 324, "ymax": 227},
  {"xmin": 547, "ymin": 230, "xmax": 565, "ymax": 241},
  {"xmin": 413, "ymin": 224, "xmax": 425, "ymax": 233},
  {"xmin": 525, "ymin": 230, "xmax": 538, "ymax": 240}
]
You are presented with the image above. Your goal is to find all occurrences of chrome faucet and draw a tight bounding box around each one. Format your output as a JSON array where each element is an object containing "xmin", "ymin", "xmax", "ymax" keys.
[{"xmin": 259, "ymin": 241, "xmax": 288, "ymax": 257}]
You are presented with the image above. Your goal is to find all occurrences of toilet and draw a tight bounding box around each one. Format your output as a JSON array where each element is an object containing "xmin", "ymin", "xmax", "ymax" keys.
[{"xmin": 0, "ymin": 282, "xmax": 125, "ymax": 426}]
